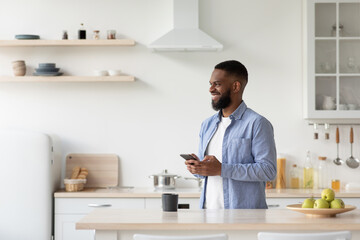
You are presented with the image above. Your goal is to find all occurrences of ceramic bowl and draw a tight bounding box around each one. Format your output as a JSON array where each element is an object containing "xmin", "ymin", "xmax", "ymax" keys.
[
  {"xmin": 347, "ymin": 104, "xmax": 358, "ymax": 110},
  {"xmin": 339, "ymin": 104, "xmax": 348, "ymax": 110},
  {"xmin": 12, "ymin": 60, "xmax": 25, "ymax": 68},
  {"xmin": 13, "ymin": 67, "xmax": 26, "ymax": 76},
  {"xmin": 93, "ymin": 70, "xmax": 108, "ymax": 76},
  {"xmin": 108, "ymin": 70, "xmax": 121, "ymax": 76},
  {"xmin": 35, "ymin": 67, "xmax": 60, "ymax": 73},
  {"xmin": 39, "ymin": 63, "xmax": 56, "ymax": 68}
]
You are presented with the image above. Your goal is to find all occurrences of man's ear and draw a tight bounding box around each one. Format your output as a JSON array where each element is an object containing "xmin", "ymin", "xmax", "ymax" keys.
[{"xmin": 233, "ymin": 81, "xmax": 241, "ymax": 93}]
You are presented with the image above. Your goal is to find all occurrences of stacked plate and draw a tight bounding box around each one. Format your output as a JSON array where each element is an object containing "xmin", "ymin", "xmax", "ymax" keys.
[
  {"xmin": 33, "ymin": 63, "xmax": 63, "ymax": 76},
  {"xmin": 15, "ymin": 34, "xmax": 40, "ymax": 40}
]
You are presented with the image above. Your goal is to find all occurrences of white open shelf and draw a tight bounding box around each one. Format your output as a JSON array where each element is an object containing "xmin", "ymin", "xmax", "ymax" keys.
[
  {"xmin": 0, "ymin": 39, "xmax": 135, "ymax": 47},
  {"xmin": 0, "ymin": 76, "xmax": 135, "ymax": 82}
]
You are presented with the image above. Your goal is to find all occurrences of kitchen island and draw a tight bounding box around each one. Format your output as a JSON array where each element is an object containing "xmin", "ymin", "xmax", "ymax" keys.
[{"xmin": 76, "ymin": 208, "xmax": 360, "ymax": 240}]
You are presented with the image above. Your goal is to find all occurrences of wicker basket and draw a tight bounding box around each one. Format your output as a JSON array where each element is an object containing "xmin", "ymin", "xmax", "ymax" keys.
[{"xmin": 64, "ymin": 179, "xmax": 87, "ymax": 192}]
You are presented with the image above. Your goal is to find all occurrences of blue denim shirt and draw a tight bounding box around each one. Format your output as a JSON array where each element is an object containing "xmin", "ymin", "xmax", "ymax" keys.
[{"xmin": 197, "ymin": 101, "xmax": 277, "ymax": 209}]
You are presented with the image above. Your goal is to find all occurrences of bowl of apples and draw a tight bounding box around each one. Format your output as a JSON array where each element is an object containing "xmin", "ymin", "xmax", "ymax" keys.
[{"xmin": 286, "ymin": 188, "xmax": 356, "ymax": 218}]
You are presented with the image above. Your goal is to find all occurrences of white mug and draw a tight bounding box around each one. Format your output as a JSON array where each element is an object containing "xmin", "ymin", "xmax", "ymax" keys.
[{"xmin": 322, "ymin": 96, "xmax": 336, "ymax": 110}]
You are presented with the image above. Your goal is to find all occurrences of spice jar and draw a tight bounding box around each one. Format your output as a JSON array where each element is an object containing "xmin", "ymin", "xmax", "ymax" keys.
[
  {"xmin": 93, "ymin": 30, "xmax": 100, "ymax": 40},
  {"xmin": 290, "ymin": 164, "xmax": 300, "ymax": 189},
  {"xmin": 107, "ymin": 30, "xmax": 116, "ymax": 39}
]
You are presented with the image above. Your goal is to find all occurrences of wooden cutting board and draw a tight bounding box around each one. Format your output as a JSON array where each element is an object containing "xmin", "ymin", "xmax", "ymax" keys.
[{"xmin": 66, "ymin": 153, "xmax": 119, "ymax": 187}]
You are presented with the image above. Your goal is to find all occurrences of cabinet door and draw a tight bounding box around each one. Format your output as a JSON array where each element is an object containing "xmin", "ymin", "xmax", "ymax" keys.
[
  {"xmin": 55, "ymin": 198, "xmax": 144, "ymax": 214},
  {"xmin": 305, "ymin": 0, "xmax": 360, "ymax": 120},
  {"xmin": 266, "ymin": 198, "xmax": 304, "ymax": 209},
  {"xmin": 145, "ymin": 198, "xmax": 200, "ymax": 209},
  {"xmin": 55, "ymin": 198, "xmax": 144, "ymax": 240},
  {"xmin": 55, "ymin": 214, "xmax": 93, "ymax": 240}
]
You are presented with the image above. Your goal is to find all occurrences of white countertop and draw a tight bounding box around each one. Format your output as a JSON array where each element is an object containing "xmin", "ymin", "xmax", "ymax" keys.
[
  {"xmin": 54, "ymin": 187, "xmax": 360, "ymax": 198},
  {"xmin": 76, "ymin": 208, "xmax": 360, "ymax": 231}
]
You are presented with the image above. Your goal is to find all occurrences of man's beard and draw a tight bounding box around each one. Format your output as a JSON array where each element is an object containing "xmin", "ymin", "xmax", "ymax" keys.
[{"xmin": 211, "ymin": 89, "xmax": 231, "ymax": 111}]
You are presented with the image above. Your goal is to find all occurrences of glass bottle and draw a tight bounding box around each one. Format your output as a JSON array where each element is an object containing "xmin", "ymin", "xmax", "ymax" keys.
[
  {"xmin": 62, "ymin": 30, "xmax": 68, "ymax": 40},
  {"xmin": 318, "ymin": 156, "xmax": 328, "ymax": 189},
  {"xmin": 78, "ymin": 23, "xmax": 86, "ymax": 39},
  {"xmin": 290, "ymin": 164, "xmax": 300, "ymax": 189},
  {"xmin": 303, "ymin": 151, "xmax": 314, "ymax": 189}
]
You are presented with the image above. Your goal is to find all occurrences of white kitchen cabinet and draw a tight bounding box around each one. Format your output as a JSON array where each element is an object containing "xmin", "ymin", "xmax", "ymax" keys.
[
  {"xmin": 304, "ymin": 0, "xmax": 360, "ymax": 121},
  {"xmin": 266, "ymin": 198, "xmax": 304, "ymax": 209},
  {"xmin": 54, "ymin": 198, "xmax": 144, "ymax": 240},
  {"xmin": 144, "ymin": 197, "xmax": 200, "ymax": 209}
]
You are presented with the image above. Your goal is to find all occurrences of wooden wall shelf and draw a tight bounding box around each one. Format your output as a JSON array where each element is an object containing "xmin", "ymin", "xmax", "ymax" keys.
[
  {"xmin": 0, "ymin": 76, "xmax": 135, "ymax": 82},
  {"xmin": 0, "ymin": 39, "xmax": 135, "ymax": 47}
]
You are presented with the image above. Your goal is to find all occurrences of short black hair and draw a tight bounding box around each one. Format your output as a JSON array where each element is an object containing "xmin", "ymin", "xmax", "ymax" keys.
[{"xmin": 215, "ymin": 60, "xmax": 248, "ymax": 83}]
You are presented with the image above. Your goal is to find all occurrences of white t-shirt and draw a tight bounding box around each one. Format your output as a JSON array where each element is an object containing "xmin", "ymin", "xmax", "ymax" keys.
[{"xmin": 204, "ymin": 116, "xmax": 232, "ymax": 209}]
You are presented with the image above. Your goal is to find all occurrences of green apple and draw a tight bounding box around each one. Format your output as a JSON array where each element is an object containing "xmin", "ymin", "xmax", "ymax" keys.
[
  {"xmin": 314, "ymin": 198, "xmax": 330, "ymax": 208},
  {"xmin": 330, "ymin": 199, "xmax": 345, "ymax": 209},
  {"xmin": 321, "ymin": 188, "xmax": 335, "ymax": 202},
  {"xmin": 301, "ymin": 198, "xmax": 315, "ymax": 208}
]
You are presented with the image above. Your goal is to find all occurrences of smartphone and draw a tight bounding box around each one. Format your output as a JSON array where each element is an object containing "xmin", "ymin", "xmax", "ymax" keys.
[
  {"xmin": 180, "ymin": 154, "xmax": 197, "ymax": 160},
  {"xmin": 180, "ymin": 154, "xmax": 198, "ymax": 165}
]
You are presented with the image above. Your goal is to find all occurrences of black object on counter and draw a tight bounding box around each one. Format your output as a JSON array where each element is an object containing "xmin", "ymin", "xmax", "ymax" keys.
[
  {"xmin": 178, "ymin": 204, "xmax": 190, "ymax": 209},
  {"xmin": 78, "ymin": 23, "xmax": 86, "ymax": 39},
  {"xmin": 162, "ymin": 193, "xmax": 178, "ymax": 212}
]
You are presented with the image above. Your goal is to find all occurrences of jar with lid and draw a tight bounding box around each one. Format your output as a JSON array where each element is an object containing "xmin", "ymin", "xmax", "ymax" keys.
[
  {"xmin": 275, "ymin": 153, "xmax": 286, "ymax": 189},
  {"xmin": 93, "ymin": 30, "xmax": 100, "ymax": 40},
  {"xmin": 318, "ymin": 156, "xmax": 328, "ymax": 189},
  {"xmin": 290, "ymin": 164, "xmax": 300, "ymax": 189}
]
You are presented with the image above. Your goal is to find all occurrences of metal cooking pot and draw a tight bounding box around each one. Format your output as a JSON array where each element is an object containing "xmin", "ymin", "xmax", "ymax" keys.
[{"xmin": 148, "ymin": 169, "xmax": 181, "ymax": 189}]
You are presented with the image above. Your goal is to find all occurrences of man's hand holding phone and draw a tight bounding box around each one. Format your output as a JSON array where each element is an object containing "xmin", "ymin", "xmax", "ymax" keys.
[
  {"xmin": 182, "ymin": 154, "xmax": 221, "ymax": 176},
  {"xmin": 180, "ymin": 154, "xmax": 200, "ymax": 166}
]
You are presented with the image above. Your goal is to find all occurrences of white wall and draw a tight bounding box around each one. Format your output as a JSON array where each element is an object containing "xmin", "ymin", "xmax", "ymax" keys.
[{"xmin": 0, "ymin": 0, "xmax": 359, "ymax": 189}]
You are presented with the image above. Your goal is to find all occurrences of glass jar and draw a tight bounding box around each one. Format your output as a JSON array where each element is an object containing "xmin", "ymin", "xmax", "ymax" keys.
[
  {"xmin": 290, "ymin": 164, "xmax": 300, "ymax": 189},
  {"xmin": 318, "ymin": 156, "xmax": 328, "ymax": 189},
  {"xmin": 276, "ymin": 154, "xmax": 286, "ymax": 189},
  {"xmin": 331, "ymin": 179, "xmax": 341, "ymax": 191},
  {"xmin": 107, "ymin": 30, "xmax": 116, "ymax": 39},
  {"xmin": 93, "ymin": 30, "xmax": 100, "ymax": 40}
]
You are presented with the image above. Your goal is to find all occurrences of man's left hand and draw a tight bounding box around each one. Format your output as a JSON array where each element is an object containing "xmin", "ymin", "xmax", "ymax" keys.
[{"xmin": 187, "ymin": 155, "xmax": 221, "ymax": 176}]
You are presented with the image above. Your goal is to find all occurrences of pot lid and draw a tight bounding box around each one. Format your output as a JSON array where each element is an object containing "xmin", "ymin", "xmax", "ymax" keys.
[{"xmin": 152, "ymin": 169, "xmax": 179, "ymax": 177}]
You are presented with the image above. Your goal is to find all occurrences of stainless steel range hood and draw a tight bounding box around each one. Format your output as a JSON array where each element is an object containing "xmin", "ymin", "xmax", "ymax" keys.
[{"xmin": 148, "ymin": 0, "xmax": 223, "ymax": 52}]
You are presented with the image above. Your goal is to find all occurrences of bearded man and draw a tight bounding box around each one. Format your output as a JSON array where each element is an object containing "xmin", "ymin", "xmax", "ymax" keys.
[{"xmin": 185, "ymin": 60, "xmax": 277, "ymax": 209}]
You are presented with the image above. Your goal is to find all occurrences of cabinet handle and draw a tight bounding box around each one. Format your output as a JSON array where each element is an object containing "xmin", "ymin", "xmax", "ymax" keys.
[
  {"xmin": 88, "ymin": 203, "xmax": 112, "ymax": 208},
  {"xmin": 268, "ymin": 204, "xmax": 280, "ymax": 208}
]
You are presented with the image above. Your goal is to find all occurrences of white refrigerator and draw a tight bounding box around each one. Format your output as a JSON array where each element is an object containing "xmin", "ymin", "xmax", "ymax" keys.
[{"xmin": 0, "ymin": 129, "xmax": 61, "ymax": 240}]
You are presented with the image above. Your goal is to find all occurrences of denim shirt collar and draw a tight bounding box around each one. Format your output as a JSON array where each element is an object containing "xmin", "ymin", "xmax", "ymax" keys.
[{"xmin": 217, "ymin": 101, "xmax": 247, "ymax": 122}]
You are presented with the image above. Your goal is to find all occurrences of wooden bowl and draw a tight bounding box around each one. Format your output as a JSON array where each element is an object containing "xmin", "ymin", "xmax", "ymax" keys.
[{"xmin": 286, "ymin": 204, "xmax": 356, "ymax": 218}]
